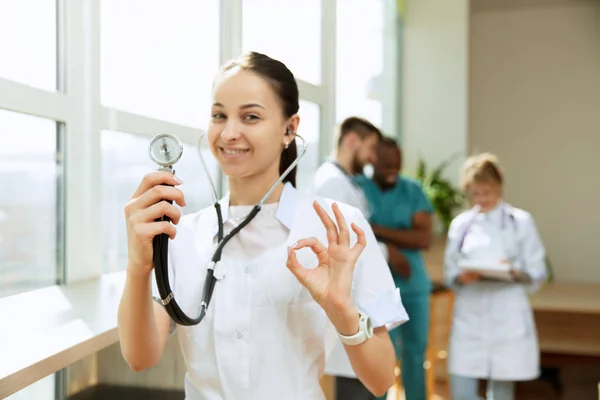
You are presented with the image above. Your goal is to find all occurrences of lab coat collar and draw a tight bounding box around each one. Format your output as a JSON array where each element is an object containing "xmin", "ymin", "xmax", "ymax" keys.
[
  {"xmin": 471, "ymin": 201, "xmax": 515, "ymax": 222},
  {"xmin": 490, "ymin": 201, "xmax": 516, "ymax": 218},
  {"xmin": 209, "ymin": 182, "xmax": 297, "ymax": 238}
]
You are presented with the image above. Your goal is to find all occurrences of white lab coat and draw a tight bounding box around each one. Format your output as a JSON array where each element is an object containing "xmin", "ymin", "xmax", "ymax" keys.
[
  {"xmin": 312, "ymin": 161, "xmax": 372, "ymax": 218},
  {"xmin": 152, "ymin": 182, "xmax": 408, "ymax": 399},
  {"xmin": 312, "ymin": 161, "xmax": 389, "ymax": 264},
  {"xmin": 443, "ymin": 202, "xmax": 547, "ymax": 381},
  {"xmin": 312, "ymin": 161, "xmax": 392, "ymax": 378}
]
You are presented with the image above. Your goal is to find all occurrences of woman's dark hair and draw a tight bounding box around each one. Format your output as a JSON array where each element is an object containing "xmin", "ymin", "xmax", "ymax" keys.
[{"xmin": 220, "ymin": 51, "xmax": 300, "ymax": 187}]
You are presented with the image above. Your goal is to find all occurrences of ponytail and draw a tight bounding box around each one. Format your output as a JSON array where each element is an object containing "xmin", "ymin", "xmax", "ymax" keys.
[{"xmin": 279, "ymin": 139, "xmax": 298, "ymax": 187}]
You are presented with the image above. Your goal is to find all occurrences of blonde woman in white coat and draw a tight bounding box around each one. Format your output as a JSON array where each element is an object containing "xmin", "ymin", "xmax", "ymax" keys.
[{"xmin": 443, "ymin": 153, "xmax": 547, "ymax": 400}]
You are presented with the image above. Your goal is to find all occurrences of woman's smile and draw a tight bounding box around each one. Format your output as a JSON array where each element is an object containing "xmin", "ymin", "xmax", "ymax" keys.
[{"xmin": 219, "ymin": 146, "xmax": 251, "ymax": 159}]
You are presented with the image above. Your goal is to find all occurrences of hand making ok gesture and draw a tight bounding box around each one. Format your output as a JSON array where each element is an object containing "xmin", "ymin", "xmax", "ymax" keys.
[{"xmin": 286, "ymin": 201, "xmax": 366, "ymax": 335}]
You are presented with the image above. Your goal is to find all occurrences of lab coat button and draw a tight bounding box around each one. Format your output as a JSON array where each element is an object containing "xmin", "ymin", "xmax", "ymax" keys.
[
  {"xmin": 245, "ymin": 267, "xmax": 250, "ymax": 273},
  {"xmin": 237, "ymin": 333, "xmax": 244, "ymax": 339}
]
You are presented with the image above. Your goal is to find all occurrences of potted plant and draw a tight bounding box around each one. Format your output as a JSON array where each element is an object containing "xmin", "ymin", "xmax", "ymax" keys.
[{"xmin": 414, "ymin": 154, "xmax": 465, "ymax": 234}]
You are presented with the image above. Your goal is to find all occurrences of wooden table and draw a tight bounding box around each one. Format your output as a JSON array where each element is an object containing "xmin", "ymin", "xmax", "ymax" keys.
[
  {"xmin": 531, "ymin": 283, "xmax": 600, "ymax": 357},
  {"xmin": 531, "ymin": 283, "xmax": 600, "ymax": 315},
  {"xmin": 423, "ymin": 236, "xmax": 600, "ymax": 357}
]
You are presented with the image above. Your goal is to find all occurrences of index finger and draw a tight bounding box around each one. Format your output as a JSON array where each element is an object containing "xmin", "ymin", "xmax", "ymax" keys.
[{"xmin": 131, "ymin": 171, "xmax": 182, "ymax": 199}]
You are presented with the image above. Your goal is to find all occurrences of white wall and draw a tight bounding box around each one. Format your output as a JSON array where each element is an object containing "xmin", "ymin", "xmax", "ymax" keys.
[
  {"xmin": 470, "ymin": 0, "xmax": 600, "ymax": 282},
  {"xmin": 402, "ymin": 0, "xmax": 470, "ymax": 186}
]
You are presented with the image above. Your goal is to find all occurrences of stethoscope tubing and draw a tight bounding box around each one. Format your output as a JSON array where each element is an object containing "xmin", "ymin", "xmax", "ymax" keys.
[{"xmin": 153, "ymin": 133, "xmax": 308, "ymax": 326}]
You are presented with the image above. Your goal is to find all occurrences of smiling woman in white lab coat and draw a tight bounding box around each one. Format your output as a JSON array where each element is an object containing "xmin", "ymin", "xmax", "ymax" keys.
[
  {"xmin": 444, "ymin": 153, "xmax": 547, "ymax": 400},
  {"xmin": 117, "ymin": 52, "xmax": 408, "ymax": 400}
]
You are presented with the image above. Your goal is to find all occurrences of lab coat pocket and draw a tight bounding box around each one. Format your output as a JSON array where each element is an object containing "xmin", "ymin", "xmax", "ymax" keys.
[
  {"xmin": 451, "ymin": 291, "xmax": 487, "ymax": 341},
  {"xmin": 497, "ymin": 309, "xmax": 530, "ymax": 339},
  {"xmin": 289, "ymin": 297, "xmax": 326, "ymax": 350},
  {"xmin": 452, "ymin": 311, "xmax": 483, "ymax": 341}
]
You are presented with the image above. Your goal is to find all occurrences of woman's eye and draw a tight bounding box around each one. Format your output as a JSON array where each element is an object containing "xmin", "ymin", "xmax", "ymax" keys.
[
  {"xmin": 212, "ymin": 113, "xmax": 225, "ymax": 120},
  {"xmin": 244, "ymin": 114, "xmax": 259, "ymax": 121}
]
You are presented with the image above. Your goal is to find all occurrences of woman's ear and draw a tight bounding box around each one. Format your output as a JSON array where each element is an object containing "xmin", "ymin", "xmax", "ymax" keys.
[{"xmin": 286, "ymin": 114, "xmax": 300, "ymax": 136}]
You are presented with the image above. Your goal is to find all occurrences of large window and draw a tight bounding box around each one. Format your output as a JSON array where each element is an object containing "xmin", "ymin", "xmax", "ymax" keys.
[
  {"xmin": 0, "ymin": 110, "xmax": 60, "ymax": 299},
  {"xmin": 0, "ymin": 0, "xmax": 400, "ymax": 396},
  {"xmin": 100, "ymin": 0, "xmax": 220, "ymax": 128},
  {"xmin": 295, "ymin": 100, "xmax": 321, "ymax": 192},
  {"xmin": 0, "ymin": 1, "xmax": 57, "ymax": 91},
  {"xmin": 101, "ymin": 130, "xmax": 220, "ymax": 273},
  {"xmin": 242, "ymin": 0, "xmax": 322, "ymax": 85},
  {"xmin": 336, "ymin": 0, "xmax": 384, "ymax": 127}
]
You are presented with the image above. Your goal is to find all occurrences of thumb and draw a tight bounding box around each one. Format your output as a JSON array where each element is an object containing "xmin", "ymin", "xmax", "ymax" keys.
[{"xmin": 286, "ymin": 246, "xmax": 309, "ymax": 284}]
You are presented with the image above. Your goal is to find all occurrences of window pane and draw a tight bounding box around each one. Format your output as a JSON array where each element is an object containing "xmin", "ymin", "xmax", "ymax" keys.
[
  {"xmin": 242, "ymin": 0, "xmax": 321, "ymax": 85},
  {"xmin": 100, "ymin": 0, "xmax": 220, "ymax": 128},
  {"xmin": 336, "ymin": 0, "xmax": 384, "ymax": 126},
  {"xmin": 296, "ymin": 100, "xmax": 321, "ymax": 192},
  {"xmin": 102, "ymin": 130, "xmax": 220, "ymax": 273},
  {"xmin": 0, "ymin": 1, "xmax": 57, "ymax": 91},
  {"xmin": 0, "ymin": 110, "xmax": 58, "ymax": 299}
]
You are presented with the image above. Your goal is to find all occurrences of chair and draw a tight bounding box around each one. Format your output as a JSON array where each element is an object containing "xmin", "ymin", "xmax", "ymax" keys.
[
  {"xmin": 393, "ymin": 359, "xmax": 403, "ymax": 400},
  {"xmin": 425, "ymin": 282, "xmax": 455, "ymax": 399}
]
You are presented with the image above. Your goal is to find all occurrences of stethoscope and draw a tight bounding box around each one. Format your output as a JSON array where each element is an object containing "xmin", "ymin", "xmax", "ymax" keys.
[
  {"xmin": 148, "ymin": 131, "xmax": 308, "ymax": 326},
  {"xmin": 457, "ymin": 204, "xmax": 519, "ymax": 264}
]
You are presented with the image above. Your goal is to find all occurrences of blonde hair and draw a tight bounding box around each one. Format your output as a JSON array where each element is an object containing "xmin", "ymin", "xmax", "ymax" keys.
[{"xmin": 460, "ymin": 152, "xmax": 503, "ymax": 192}]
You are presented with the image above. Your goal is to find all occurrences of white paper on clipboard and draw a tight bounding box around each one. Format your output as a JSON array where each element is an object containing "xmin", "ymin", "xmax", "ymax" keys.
[{"xmin": 458, "ymin": 259, "xmax": 514, "ymax": 281}]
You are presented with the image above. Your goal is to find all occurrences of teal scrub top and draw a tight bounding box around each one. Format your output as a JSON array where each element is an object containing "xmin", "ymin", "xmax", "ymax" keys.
[{"xmin": 356, "ymin": 175, "xmax": 434, "ymax": 297}]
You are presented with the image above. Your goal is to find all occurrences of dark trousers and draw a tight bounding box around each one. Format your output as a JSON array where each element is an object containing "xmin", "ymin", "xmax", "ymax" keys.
[{"xmin": 335, "ymin": 376, "xmax": 375, "ymax": 400}]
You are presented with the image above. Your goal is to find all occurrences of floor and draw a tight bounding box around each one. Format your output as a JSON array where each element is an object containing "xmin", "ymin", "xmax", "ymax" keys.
[
  {"xmin": 67, "ymin": 384, "xmax": 185, "ymax": 400},
  {"xmin": 387, "ymin": 365, "xmax": 600, "ymax": 400},
  {"xmin": 67, "ymin": 360, "xmax": 600, "ymax": 400}
]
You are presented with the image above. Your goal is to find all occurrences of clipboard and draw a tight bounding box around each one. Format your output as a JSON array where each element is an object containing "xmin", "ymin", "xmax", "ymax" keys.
[{"xmin": 458, "ymin": 259, "xmax": 514, "ymax": 282}]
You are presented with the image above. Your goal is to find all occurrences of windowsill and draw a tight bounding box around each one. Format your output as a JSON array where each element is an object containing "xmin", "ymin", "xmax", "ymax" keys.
[{"xmin": 0, "ymin": 271, "xmax": 127, "ymax": 398}]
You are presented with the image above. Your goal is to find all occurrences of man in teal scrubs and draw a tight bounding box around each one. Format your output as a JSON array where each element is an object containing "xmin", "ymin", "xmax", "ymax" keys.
[{"xmin": 356, "ymin": 137, "xmax": 433, "ymax": 400}]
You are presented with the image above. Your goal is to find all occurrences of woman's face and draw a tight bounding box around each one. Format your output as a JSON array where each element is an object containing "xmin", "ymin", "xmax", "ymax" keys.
[
  {"xmin": 208, "ymin": 68, "xmax": 298, "ymax": 182},
  {"xmin": 469, "ymin": 181, "xmax": 502, "ymax": 212}
]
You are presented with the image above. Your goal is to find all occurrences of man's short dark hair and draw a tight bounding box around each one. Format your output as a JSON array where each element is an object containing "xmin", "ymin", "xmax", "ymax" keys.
[
  {"xmin": 336, "ymin": 116, "xmax": 383, "ymax": 148},
  {"xmin": 380, "ymin": 136, "xmax": 399, "ymax": 150}
]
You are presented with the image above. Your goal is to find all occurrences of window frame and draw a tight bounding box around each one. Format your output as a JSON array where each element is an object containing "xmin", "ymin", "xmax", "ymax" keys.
[{"xmin": 0, "ymin": 0, "xmax": 398, "ymax": 286}]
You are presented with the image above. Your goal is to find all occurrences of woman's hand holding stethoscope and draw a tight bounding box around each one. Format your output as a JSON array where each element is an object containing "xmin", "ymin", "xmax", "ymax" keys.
[
  {"xmin": 286, "ymin": 201, "xmax": 367, "ymax": 335},
  {"xmin": 124, "ymin": 171, "xmax": 186, "ymax": 276}
]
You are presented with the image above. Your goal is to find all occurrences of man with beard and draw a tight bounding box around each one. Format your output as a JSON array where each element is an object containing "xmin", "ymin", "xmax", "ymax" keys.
[
  {"xmin": 313, "ymin": 116, "xmax": 388, "ymax": 400},
  {"xmin": 356, "ymin": 137, "xmax": 434, "ymax": 400},
  {"xmin": 313, "ymin": 116, "xmax": 381, "ymax": 219}
]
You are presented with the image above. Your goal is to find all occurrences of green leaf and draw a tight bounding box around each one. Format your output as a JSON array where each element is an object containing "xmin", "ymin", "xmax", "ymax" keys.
[{"xmin": 412, "ymin": 153, "xmax": 465, "ymax": 233}]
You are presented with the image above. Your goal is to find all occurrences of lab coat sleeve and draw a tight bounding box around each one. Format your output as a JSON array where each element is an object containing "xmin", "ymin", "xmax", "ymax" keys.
[
  {"xmin": 350, "ymin": 208, "xmax": 409, "ymax": 330},
  {"xmin": 151, "ymin": 248, "xmax": 177, "ymax": 336},
  {"xmin": 516, "ymin": 214, "xmax": 547, "ymax": 293},
  {"xmin": 443, "ymin": 216, "xmax": 464, "ymax": 290}
]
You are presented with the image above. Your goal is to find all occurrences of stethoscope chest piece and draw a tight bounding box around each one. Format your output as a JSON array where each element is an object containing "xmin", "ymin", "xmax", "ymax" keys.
[{"xmin": 149, "ymin": 133, "xmax": 183, "ymax": 171}]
